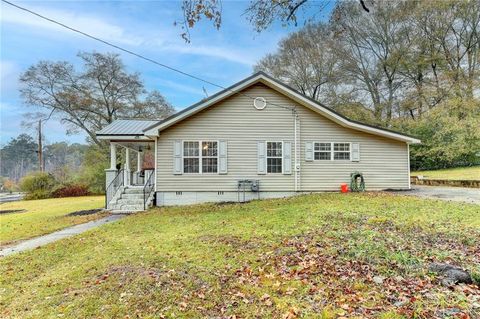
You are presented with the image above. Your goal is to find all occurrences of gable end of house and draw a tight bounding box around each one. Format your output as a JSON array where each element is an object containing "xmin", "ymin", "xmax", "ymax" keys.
[{"xmin": 143, "ymin": 72, "xmax": 420, "ymax": 144}]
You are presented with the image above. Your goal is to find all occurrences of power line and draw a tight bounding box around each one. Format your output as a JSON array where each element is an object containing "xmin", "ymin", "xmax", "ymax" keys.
[
  {"xmin": 2, "ymin": 0, "xmax": 294, "ymax": 111},
  {"xmin": 2, "ymin": 0, "xmax": 226, "ymax": 90}
]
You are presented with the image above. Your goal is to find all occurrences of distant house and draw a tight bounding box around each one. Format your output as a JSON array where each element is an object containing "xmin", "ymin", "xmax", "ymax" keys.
[{"xmin": 96, "ymin": 72, "xmax": 420, "ymax": 211}]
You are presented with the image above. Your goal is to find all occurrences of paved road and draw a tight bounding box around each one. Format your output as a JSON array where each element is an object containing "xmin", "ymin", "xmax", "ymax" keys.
[
  {"xmin": 0, "ymin": 214, "xmax": 125, "ymax": 257},
  {"xmin": 393, "ymin": 185, "xmax": 479, "ymax": 205},
  {"xmin": 0, "ymin": 193, "xmax": 24, "ymax": 203}
]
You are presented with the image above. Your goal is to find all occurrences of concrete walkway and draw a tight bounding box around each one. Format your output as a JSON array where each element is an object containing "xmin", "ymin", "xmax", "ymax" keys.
[
  {"xmin": 0, "ymin": 214, "xmax": 125, "ymax": 257},
  {"xmin": 393, "ymin": 185, "xmax": 480, "ymax": 205}
]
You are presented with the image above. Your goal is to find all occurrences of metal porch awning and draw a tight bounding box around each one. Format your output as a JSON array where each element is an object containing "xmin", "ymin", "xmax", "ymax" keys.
[{"xmin": 96, "ymin": 119, "xmax": 160, "ymax": 140}]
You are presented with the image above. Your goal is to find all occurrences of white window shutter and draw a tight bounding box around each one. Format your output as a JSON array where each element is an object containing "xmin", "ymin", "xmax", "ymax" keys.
[
  {"xmin": 257, "ymin": 141, "xmax": 266, "ymax": 175},
  {"xmin": 283, "ymin": 141, "xmax": 292, "ymax": 175},
  {"xmin": 305, "ymin": 141, "xmax": 313, "ymax": 161},
  {"xmin": 351, "ymin": 142, "xmax": 360, "ymax": 162},
  {"xmin": 173, "ymin": 140, "xmax": 182, "ymax": 174},
  {"xmin": 218, "ymin": 140, "xmax": 228, "ymax": 174}
]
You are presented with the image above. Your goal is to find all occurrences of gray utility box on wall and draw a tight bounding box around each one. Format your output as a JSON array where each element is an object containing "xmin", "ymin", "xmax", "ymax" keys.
[{"xmin": 237, "ymin": 179, "xmax": 260, "ymax": 202}]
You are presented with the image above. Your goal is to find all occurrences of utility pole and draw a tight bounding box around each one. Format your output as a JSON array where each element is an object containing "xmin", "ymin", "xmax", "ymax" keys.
[
  {"xmin": 37, "ymin": 109, "xmax": 55, "ymax": 172},
  {"xmin": 38, "ymin": 119, "xmax": 43, "ymax": 172}
]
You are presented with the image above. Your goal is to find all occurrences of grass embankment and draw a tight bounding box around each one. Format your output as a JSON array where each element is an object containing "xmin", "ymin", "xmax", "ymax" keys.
[
  {"xmin": 413, "ymin": 166, "xmax": 480, "ymax": 180},
  {"xmin": 0, "ymin": 196, "xmax": 106, "ymax": 245},
  {"xmin": 1, "ymin": 193, "xmax": 479, "ymax": 318}
]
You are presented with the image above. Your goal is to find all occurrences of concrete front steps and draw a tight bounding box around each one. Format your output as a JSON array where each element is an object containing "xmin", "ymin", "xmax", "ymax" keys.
[{"xmin": 109, "ymin": 186, "xmax": 154, "ymax": 213}]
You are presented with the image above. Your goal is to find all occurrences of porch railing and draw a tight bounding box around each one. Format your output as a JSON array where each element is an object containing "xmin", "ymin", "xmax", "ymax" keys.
[
  {"xmin": 132, "ymin": 171, "xmax": 142, "ymax": 185},
  {"xmin": 143, "ymin": 169, "xmax": 155, "ymax": 210},
  {"xmin": 106, "ymin": 169, "xmax": 124, "ymax": 209}
]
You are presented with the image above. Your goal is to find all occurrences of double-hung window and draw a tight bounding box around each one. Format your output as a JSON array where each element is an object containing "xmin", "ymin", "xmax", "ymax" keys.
[
  {"xmin": 333, "ymin": 143, "xmax": 350, "ymax": 160},
  {"xmin": 183, "ymin": 141, "xmax": 200, "ymax": 173},
  {"xmin": 266, "ymin": 141, "xmax": 283, "ymax": 173},
  {"xmin": 183, "ymin": 141, "xmax": 218, "ymax": 173},
  {"xmin": 314, "ymin": 143, "xmax": 331, "ymax": 160},
  {"xmin": 201, "ymin": 141, "xmax": 218, "ymax": 173}
]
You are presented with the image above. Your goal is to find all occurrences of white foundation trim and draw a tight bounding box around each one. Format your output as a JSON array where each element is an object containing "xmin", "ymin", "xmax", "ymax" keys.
[{"xmin": 155, "ymin": 191, "xmax": 299, "ymax": 206}]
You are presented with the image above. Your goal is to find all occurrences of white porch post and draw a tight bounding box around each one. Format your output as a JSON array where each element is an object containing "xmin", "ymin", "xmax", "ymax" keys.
[
  {"xmin": 137, "ymin": 151, "xmax": 142, "ymax": 171},
  {"xmin": 105, "ymin": 142, "xmax": 118, "ymax": 209},
  {"xmin": 124, "ymin": 147, "xmax": 131, "ymax": 186},
  {"xmin": 110, "ymin": 143, "xmax": 117, "ymax": 169},
  {"xmin": 136, "ymin": 151, "xmax": 142, "ymax": 185}
]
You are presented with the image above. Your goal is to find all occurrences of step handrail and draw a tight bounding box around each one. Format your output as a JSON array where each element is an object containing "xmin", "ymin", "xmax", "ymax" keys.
[
  {"xmin": 143, "ymin": 169, "xmax": 155, "ymax": 210},
  {"xmin": 106, "ymin": 169, "xmax": 125, "ymax": 209}
]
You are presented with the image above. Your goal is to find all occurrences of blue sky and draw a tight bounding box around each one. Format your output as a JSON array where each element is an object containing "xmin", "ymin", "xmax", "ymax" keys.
[{"xmin": 1, "ymin": 0, "xmax": 332, "ymax": 145}]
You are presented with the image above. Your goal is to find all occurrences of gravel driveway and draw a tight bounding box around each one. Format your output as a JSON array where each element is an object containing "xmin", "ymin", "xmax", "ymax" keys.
[{"xmin": 393, "ymin": 185, "xmax": 479, "ymax": 205}]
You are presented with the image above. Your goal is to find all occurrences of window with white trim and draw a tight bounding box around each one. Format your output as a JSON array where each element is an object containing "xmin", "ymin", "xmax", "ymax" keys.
[
  {"xmin": 183, "ymin": 141, "xmax": 200, "ymax": 173},
  {"xmin": 314, "ymin": 143, "xmax": 331, "ymax": 160},
  {"xmin": 267, "ymin": 141, "xmax": 282, "ymax": 173},
  {"xmin": 183, "ymin": 141, "xmax": 218, "ymax": 173},
  {"xmin": 201, "ymin": 141, "xmax": 218, "ymax": 173},
  {"xmin": 333, "ymin": 143, "xmax": 350, "ymax": 160}
]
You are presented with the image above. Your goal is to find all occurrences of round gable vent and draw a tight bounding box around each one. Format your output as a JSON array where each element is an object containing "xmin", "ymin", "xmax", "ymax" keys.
[{"xmin": 253, "ymin": 97, "xmax": 267, "ymax": 110}]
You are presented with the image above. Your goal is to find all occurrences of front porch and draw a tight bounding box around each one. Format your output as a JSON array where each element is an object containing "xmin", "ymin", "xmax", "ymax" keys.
[
  {"xmin": 104, "ymin": 140, "xmax": 156, "ymax": 212},
  {"xmin": 96, "ymin": 119, "xmax": 160, "ymax": 212}
]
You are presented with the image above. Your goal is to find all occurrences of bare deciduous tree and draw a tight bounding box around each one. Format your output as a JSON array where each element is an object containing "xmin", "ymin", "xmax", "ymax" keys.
[
  {"xmin": 20, "ymin": 52, "xmax": 175, "ymax": 145},
  {"xmin": 255, "ymin": 0, "xmax": 480, "ymax": 125},
  {"xmin": 255, "ymin": 23, "xmax": 338, "ymax": 101},
  {"xmin": 177, "ymin": 0, "xmax": 371, "ymax": 41}
]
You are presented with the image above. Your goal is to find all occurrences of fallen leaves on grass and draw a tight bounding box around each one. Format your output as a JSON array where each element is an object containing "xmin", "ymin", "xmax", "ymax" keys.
[
  {"xmin": 222, "ymin": 212, "xmax": 480, "ymax": 318},
  {"xmin": 5, "ymin": 196, "xmax": 479, "ymax": 319}
]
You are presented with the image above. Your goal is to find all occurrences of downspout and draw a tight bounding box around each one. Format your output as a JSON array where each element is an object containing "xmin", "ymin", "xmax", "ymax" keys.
[
  {"xmin": 293, "ymin": 108, "xmax": 300, "ymax": 192},
  {"xmin": 297, "ymin": 111, "xmax": 300, "ymax": 192},
  {"xmin": 407, "ymin": 143, "xmax": 411, "ymax": 190},
  {"xmin": 154, "ymin": 136, "xmax": 158, "ymax": 192},
  {"xmin": 294, "ymin": 109, "xmax": 297, "ymax": 192}
]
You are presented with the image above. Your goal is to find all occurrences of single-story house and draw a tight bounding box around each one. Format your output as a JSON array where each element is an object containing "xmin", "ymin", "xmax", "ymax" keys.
[{"xmin": 96, "ymin": 72, "xmax": 420, "ymax": 211}]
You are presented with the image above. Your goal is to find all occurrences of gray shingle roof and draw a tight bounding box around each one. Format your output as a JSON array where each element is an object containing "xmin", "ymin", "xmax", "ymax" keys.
[{"xmin": 96, "ymin": 119, "xmax": 159, "ymax": 136}]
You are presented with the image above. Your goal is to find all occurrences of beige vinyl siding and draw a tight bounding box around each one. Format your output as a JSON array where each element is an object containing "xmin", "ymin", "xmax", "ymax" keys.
[
  {"xmin": 156, "ymin": 83, "xmax": 409, "ymax": 192},
  {"xmin": 299, "ymin": 104, "xmax": 409, "ymax": 190},
  {"xmin": 156, "ymin": 84, "xmax": 295, "ymax": 192}
]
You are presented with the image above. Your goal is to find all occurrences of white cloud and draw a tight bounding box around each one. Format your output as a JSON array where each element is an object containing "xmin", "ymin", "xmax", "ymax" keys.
[
  {"xmin": 0, "ymin": 3, "xmax": 142, "ymax": 46},
  {"xmin": 159, "ymin": 43, "xmax": 257, "ymax": 66},
  {"xmin": 1, "ymin": 1, "xmax": 280, "ymax": 70},
  {"xmin": 156, "ymin": 79, "xmax": 205, "ymax": 96},
  {"xmin": 0, "ymin": 2, "xmax": 260, "ymax": 66}
]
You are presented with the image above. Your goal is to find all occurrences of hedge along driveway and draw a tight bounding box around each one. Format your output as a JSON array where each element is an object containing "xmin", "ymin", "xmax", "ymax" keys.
[{"xmin": 0, "ymin": 196, "xmax": 106, "ymax": 246}]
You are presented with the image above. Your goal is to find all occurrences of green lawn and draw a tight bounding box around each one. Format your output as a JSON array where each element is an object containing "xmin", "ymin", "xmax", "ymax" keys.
[
  {"xmin": 1, "ymin": 193, "xmax": 479, "ymax": 318},
  {"xmin": 0, "ymin": 196, "xmax": 107, "ymax": 245},
  {"xmin": 413, "ymin": 166, "xmax": 480, "ymax": 180}
]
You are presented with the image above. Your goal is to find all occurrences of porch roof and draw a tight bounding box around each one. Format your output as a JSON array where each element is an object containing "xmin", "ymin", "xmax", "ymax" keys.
[{"xmin": 96, "ymin": 119, "xmax": 159, "ymax": 139}]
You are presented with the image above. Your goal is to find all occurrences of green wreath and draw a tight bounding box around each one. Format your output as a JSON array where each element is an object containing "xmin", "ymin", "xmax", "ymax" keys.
[{"xmin": 350, "ymin": 171, "xmax": 365, "ymax": 192}]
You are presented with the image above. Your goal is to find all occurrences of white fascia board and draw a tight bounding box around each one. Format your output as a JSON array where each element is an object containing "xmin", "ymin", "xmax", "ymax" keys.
[
  {"xmin": 144, "ymin": 133, "xmax": 160, "ymax": 140},
  {"xmin": 143, "ymin": 74, "xmax": 420, "ymax": 144},
  {"xmin": 96, "ymin": 135, "xmax": 152, "ymax": 141},
  {"xmin": 262, "ymin": 80, "xmax": 421, "ymax": 144}
]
